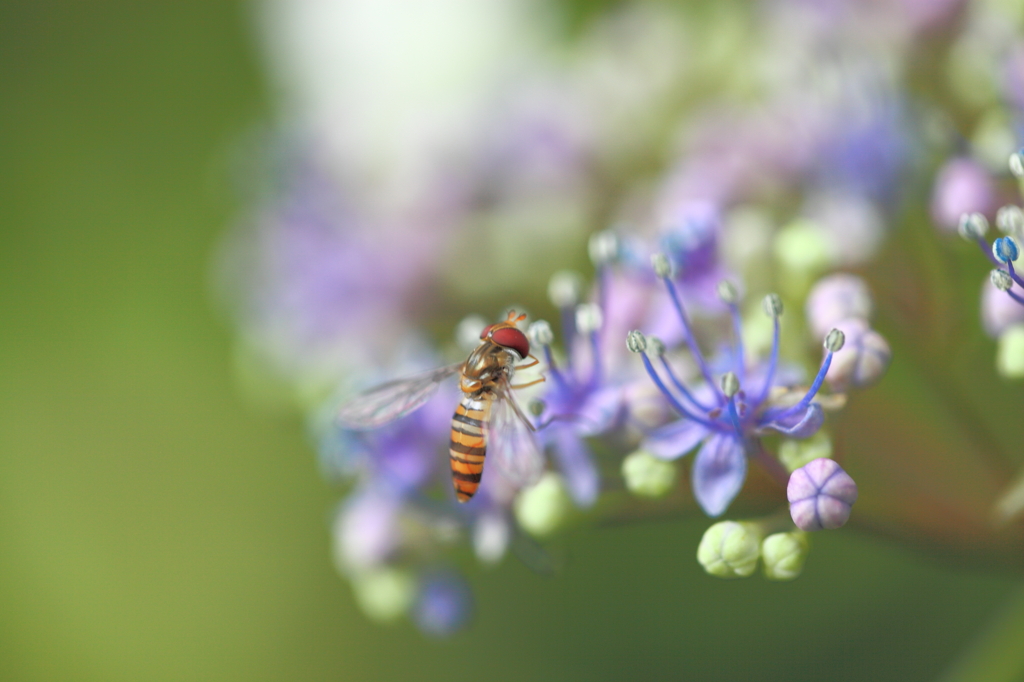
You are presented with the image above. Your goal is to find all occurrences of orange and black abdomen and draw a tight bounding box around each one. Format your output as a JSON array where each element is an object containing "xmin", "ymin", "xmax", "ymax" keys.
[{"xmin": 449, "ymin": 394, "xmax": 492, "ymax": 502}]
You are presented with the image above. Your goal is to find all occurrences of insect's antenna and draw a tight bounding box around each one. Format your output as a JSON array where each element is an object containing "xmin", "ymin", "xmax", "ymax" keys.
[
  {"xmin": 505, "ymin": 309, "xmax": 519, "ymax": 323},
  {"xmin": 514, "ymin": 312, "xmax": 527, "ymax": 323}
]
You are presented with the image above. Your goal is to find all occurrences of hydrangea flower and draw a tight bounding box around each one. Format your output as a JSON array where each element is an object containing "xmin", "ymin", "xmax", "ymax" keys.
[{"xmin": 630, "ymin": 253, "xmax": 848, "ymax": 517}]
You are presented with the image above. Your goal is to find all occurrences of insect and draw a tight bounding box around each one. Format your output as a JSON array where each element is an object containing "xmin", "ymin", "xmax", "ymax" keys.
[{"xmin": 337, "ymin": 311, "xmax": 546, "ymax": 502}]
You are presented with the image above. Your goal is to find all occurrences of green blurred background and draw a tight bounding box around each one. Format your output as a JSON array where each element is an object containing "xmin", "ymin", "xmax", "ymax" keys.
[{"xmin": 0, "ymin": 3, "xmax": 1021, "ymax": 681}]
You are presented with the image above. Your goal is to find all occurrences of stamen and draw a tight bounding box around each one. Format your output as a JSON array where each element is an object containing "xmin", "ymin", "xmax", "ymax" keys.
[
  {"xmin": 628, "ymin": 330, "xmax": 722, "ymax": 431},
  {"xmin": 718, "ymin": 280, "xmax": 745, "ymax": 381},
  {"xmin": 528, "ymin": 320, "xmax": 569, "ymax": 390},
  {"xmin": 653, "ymin": 253, "xmax": 722, "ymax": 400},
  {"xmin": 769, "ymin": 330, "xmax": 842, "ymax": 420},
  {"xmin": 993, "ymin": 236, "xmax": 1020, "ymax": 264},
  {"xmin": 652, "ymin": 344, "xmax": 715, "ymax": 412},
  {"xmin": 992, "ymin": 269, "xmax": 1024, "ymax": 306},
  {"xmin": 576, "ymin": 303, "xmax": 603, "ymax": 388},
  {"xmin": 755, "ymin": 294, "xmax": 783, "ymax": 406}
]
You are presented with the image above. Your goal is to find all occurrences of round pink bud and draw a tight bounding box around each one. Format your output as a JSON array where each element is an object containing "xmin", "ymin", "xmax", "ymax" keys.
[
  {"xmin": 931, "ymin": 158, "xmax": 997, "ymax": 233},
  {"xmin": 805, "ymin": 273, "xmax": 873, "ymax": 338},
  {"xmin": 788, "ymin": 458, "xmax": 858, "ymax": 531},
  {"xmin": 825, "ymin": 318, "xmax": 891, "ymax": 390}
]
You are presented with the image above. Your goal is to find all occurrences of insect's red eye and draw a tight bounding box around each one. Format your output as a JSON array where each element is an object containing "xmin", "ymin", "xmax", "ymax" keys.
[
  {"xmin": 490, "ymin": 327, "xmax": 530, "ymax": 359},
  {"xmin": 479, "ymin": 324, "xmax": 496, "ymax": 340}
]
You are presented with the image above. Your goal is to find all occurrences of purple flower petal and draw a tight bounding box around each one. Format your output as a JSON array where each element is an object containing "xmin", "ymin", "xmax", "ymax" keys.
[
  {"xmin": 761, "ymin": 403, "xmax": 824, "ymax": 438},
  {"xmin": 642, "ymin": 419, "xmax": 709, "ymax": 460},
  {"xmin": 552, "ymin": 427, "xmax": 600, "ymax": 507},
  {"xmin": 574, "ymin": 385, "xmax": 626, "ymax": 437},
  {"xmin": 691, "ymin": 433, "xmax": 747, "ymax": 517}
]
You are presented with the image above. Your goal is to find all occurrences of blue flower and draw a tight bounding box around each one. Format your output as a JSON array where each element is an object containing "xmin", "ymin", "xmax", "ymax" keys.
[
  {"xmin": 630, "ymin": 268, "xmax": 842, "ymax": 517},
  {"xmin": 529, "ymin": 292, "xmax": 627, "ymax": 507}
]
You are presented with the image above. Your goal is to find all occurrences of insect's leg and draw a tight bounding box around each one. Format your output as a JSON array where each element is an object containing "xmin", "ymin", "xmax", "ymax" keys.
[
  {"xmin": 510, "ymin": 377, "xmax": 546, "ymax": 390},
  {"xmin": 517, "ymin": 357, "xmax": 540, "ymax": 369}
]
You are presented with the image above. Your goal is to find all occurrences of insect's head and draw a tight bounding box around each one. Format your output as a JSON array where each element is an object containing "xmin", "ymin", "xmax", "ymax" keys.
[{"xmin": 479, "ymin": 310, "xmax": 530, "ymax": 360}]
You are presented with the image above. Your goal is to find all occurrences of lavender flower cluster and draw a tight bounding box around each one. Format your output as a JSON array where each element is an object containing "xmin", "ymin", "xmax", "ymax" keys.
[{"xmin": 215, "ymin": 0, "xmax": 1024, "ymax": 635}]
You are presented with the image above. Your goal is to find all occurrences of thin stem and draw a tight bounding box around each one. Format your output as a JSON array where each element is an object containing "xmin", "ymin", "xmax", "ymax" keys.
[
  {"xmin": 542, "ymin": 344, "xmax": 570, "ymax": 392},
  {"xmin": 559, "ymin": 306, "xmax": 576, "ymax": 372},
  {"xmin": 661, "ymin": 276, "xmax": 722, "ymax": 401},
  {"xmin": 755, "ymin": 317, "xmax": 780, "ymax": 406},
  {"xmin": 658, "ymin": 355, "xmax": 715, "ymax": 412},
  {"xmin": 767, "ymin": 351, "xmax": 833, "ymax": 421},
  {"xmin": 977, "ymin": 237, "xmax": 1001, "ymax": 267},
  {"xmin": 1005, "ymin": 287, "xmax": 1024, "ymax": 307},
  {"xmin": 728, "ymin": 302, "xmax": 746, "ymax": 383},
  {"xmin": 750, "ymin": 438, "xmax": 790, "ymax": 489},
  {"xmin": 640, "ymin": 352, "xmax": 723, "ymax": 432},
  {"xmin": 587, "ymin": 331, "xmax": 602, "ymax": 389},
  {"xmin": 1007, "ymin": 261, "xmax": 1024, "ymax": 290}
]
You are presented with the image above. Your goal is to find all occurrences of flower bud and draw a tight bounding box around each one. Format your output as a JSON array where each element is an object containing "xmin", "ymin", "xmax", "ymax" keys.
[
  {"xmin": 527, "ymin": 320, "xmax": 554, "ymax": 346},
  {"xmin": 996, "ymin": 325, "xmax": 1024, "ymax": 379},
  {"xmin": 473, "ymin": 513, "xmax": 509, "ymax": 564},
  {"xmin": 996, "ymin": 205, "xmax": 1024, "ymax": 237},
  {"xmin": 626, "ymin": 330, "xmax": 647, "ymax": 354},
  {"xmin": 548, "ymin": 270, "xmax": 583, "ymax": 308},
  {"xmin": 696, "ymin": 521, "xmax": 763, "ymax": 578},
  {"xmin": 788, "ymin": 458, "xmax": 858, "ymax": 531},
  {"xmin": 351, "ymin": 568, "xmax": 416, "ymax": 623},
  {"xmin": 805, "ymin": 273, "xmax": 873, "ymax": 338},
  {"xmin": 778, "ymin": 431, "xmax": 833, "ymax": 473},
  {"xmin": 993, "ymin": 236, "xmax": 1020, "ymax": 263},
  {"xmin": 825, "ymin": 318, "xmax": 891, "ymax": 390},
  {"xmin": 621, "ymin": 451, "xmax": 676, "ymax": 498},
  {"xmin": 413, "ymin": 571, "xmax": 473, "ymax": 637},
  {"xmin": 991, "ymin": 269, "xmax": 1014, "ymax": 292},
  {"xmin": 932, "ymin": 159, "xmax": 996, "ymax": 232},
  {"xmin": 651, "ymin": 252, "xmax": 674, "ymax": 278},
  {"xmin": 717, "ymin": 280, "xmax": 739, "ymax": 305},
  {"xmin": 958, "ymin": 212, "xmax": 989, "ymax": 240},
  {"xmin": 1010, "ymin": 149, "xmax": 1024, "ymax": 179},
  {"xmin": 761, "ymin": 532, "xmax": 809, "ymax": 581},
  {"xmin": 982, "ymin": 275, "xmax": 1024, "ymax": 336},
  {"xmin": 720, "ymin": 371, "xmax": 740, "ymax": 398},
  {"xmin": 762, "ymin": 293, "xmax": 784, "ymax": 318},
  {"xmin": 589, "ymin": 230, "xmax": 618, "ymax": 266},
  {"xmin": 824, "ymin": 328, "xmax": 845, "ymax": 352},
  {"xmin": 514, "ymin": 472, "xmax": 572, "ymax": 537},
  {"xmin": 575, "ymin": 303, "xmax": 604, "ymax": 334}
]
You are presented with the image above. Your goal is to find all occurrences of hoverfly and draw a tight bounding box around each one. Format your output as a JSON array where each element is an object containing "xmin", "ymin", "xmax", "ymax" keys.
[{"xmin": 337, "ymin": 311, "xmax": 546, "ymax": 502}]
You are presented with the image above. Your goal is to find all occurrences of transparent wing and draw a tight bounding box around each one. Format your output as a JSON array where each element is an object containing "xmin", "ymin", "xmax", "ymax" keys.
[
  {"xmin": 487, "ymin": 380, "xmax": 545, "ymax": 488},
  {"xmin": 337, "ymin": 363, "xmax": 462, "ymax": 429}
]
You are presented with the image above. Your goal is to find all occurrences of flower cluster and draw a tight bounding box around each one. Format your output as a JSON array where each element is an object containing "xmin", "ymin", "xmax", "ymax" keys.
[{"xmin": 214, "ymin": 0, "xmax": 1024, "ymax": 636}]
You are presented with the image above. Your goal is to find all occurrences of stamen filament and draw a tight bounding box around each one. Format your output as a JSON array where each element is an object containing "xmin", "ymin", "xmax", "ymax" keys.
[
  {"xmin": 977, "ymin": 237, "xmax": 1002, "ymax": 267},
  {"xmin": 542, "ymin": 344, "xmax": 571, "ymax": 392},
  {"xmin": 661, "ymin": 275, "xmax": 722, "ymax": 401},
  {"xmin": 658, "ymin": 356, "xmax": 715, "ymax": 412},
  {"xmin": 640, "ymin": 352, "xmax": 724, "ymax": 432},
  {"xmin": 755, "ymin": 316, "xmax": 780, "ymax": 405},
  {"xmin": 1007, "ymin": 261, "xmax": 1024, "ymax": 290},
  {"xmin": 728, "ymin": 302, "xmax": 746, "ymax": 382},
  {"xmin": 768, "ymin": 351, "xmax": 834, "ymax": 421},
  {"xmin": 559, "ymin": 306, "xmax": 576, "ymax": 372}
]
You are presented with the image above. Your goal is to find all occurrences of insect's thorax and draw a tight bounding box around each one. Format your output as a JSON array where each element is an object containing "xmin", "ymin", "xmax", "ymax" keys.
[{"xmin": 459, "ymin": 341, "xmax": 516, "ymax": 395}]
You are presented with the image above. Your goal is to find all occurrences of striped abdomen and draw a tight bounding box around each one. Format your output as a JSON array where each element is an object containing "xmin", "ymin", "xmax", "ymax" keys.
[{"xmin": 449, "ymin": 393, "xmax": 493, "ymax": 502}]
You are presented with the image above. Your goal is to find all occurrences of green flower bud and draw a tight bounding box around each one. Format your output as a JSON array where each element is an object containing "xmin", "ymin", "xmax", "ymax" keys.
[
  {"xmin": 514, "ymin": 472, "xmax": 572, "ymax": 537},
  {"xmin": 697, "ymin": 521, "xmax": 764, "ymax": 578},
  {"xmin": 762, "ymin": 293, "xmax": 784, "ymax": 318},
  {"xmin": 778, "ymin": 431, "xmax": 833, "ymax": 473},
  {"xmin": 761, "ymin": 531, "xmax": 809, "ymax": 581},
  {"xmin": 997, "ymin": 325, "xmax": 1024, "ymax": 379},
  {"xmin": 621, "ymin": 451, "xmax": 676, "ymax": 498},
  {"xmin": 351, "ymin": 568, "xmax": 416, "ymax": 623}
]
